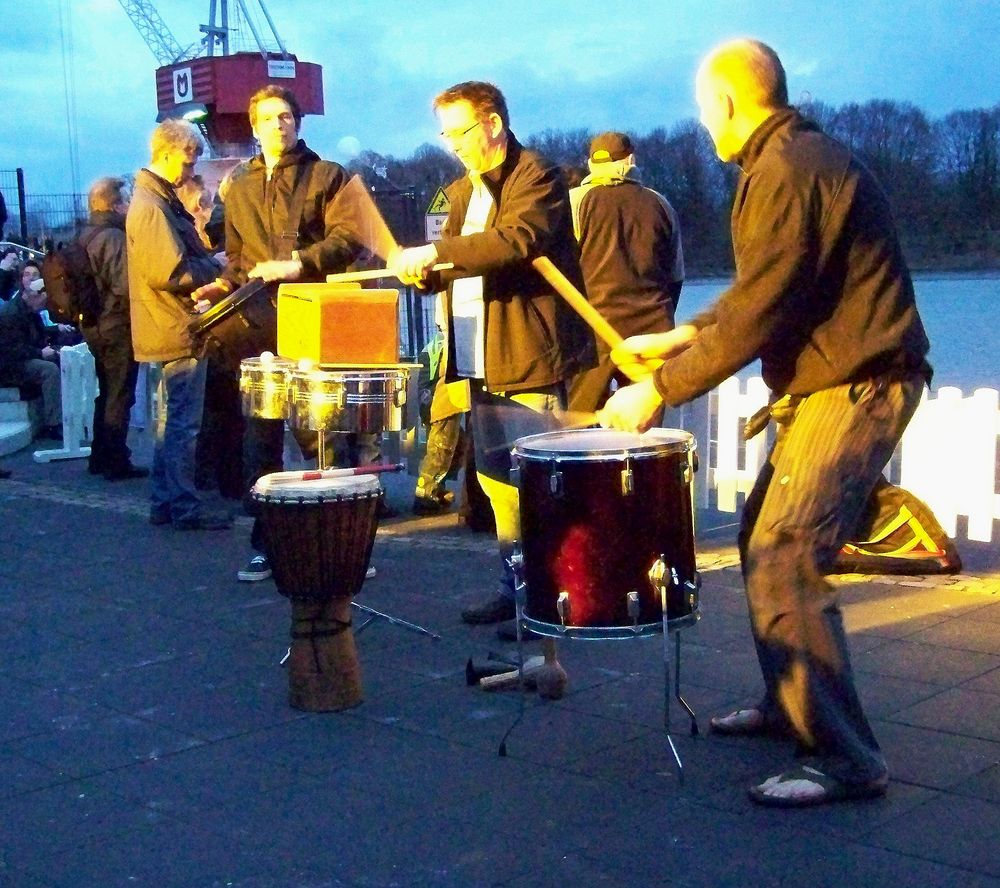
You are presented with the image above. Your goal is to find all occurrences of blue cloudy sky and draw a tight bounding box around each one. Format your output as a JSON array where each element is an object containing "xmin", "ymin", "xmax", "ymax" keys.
[{"xmin": 3, "ymin": 0, "xmax": 998, "ymax": 195}]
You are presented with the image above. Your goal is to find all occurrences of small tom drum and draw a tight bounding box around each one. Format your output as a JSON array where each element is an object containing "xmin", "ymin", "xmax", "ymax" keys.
[
  {"xmin": 513, "ymin": 428, "xmax": 699, "ymax": 640},
  {"xmin": 287, "ymin": 367, "xmax": 409, "ymax": 434}
]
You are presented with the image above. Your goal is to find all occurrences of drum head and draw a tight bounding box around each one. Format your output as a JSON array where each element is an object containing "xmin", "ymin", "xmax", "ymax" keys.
[
  {"xmin": 513, "ymin": 427, "xmax": 694, "ymax": 461},
  {"xmin": 252, "ymin": 472, "xmax": 380, "ymax": 500}
]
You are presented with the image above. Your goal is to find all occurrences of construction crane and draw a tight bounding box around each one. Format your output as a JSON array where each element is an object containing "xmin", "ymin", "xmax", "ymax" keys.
[{"xmin": 118, "ymin": 0, "xmax": 323, "ymax": 157}]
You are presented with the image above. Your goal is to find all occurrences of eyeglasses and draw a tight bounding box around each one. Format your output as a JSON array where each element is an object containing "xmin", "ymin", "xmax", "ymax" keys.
[{"xmin": 439, "ymin": 120, "xmax": 482, "ymax": 143}]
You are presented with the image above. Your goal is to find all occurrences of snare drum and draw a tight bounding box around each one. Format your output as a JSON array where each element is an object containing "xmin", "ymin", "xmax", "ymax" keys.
[
  {"xmin": 287, "ymin": 367, "xmax": 409, "ymax": 434},
  {"xmin": 513, "ymin": 428, "xmax": 699, "ymax": 639},
  {"xmin": 239, "ymin": 355, "xmax": 293, "ymax": 420}
]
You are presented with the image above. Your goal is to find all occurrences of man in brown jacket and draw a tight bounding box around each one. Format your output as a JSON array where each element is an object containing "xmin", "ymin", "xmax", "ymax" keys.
[{"xmin": 127, "ymin": 119, "xmax": 227, "ymax": 530}]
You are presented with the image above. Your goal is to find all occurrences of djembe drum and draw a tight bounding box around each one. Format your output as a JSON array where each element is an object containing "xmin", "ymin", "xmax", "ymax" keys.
[{"xmin": 251, "ymin": 472, "xmax": 382, "ymax": 711}]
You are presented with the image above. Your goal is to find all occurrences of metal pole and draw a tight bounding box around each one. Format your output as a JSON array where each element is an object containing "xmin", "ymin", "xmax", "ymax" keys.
[
  {"xmin": 16, "ymin": 168, "xmax": 27, "ymax": 243},
  {"xmin": 254, "ymin": 0, "xmax": 289, "ymax": 58}
]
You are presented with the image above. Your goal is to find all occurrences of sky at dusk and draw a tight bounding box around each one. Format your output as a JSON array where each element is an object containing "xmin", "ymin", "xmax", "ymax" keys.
[{"xmin": 3, "ymin": 0, "xmax": 999, "ymax": 196}]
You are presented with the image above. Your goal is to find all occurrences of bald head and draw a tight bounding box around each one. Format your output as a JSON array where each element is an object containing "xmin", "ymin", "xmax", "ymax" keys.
[{"xmin": 695, "ymin": 39, "xmax": 788, "ymax": 161}]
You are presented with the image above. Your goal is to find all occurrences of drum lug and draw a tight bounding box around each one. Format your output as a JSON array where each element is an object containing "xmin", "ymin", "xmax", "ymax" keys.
[
  {"xmin": 685, "ymin": 573, "xmax": 701, "ymax": 616},
  {"xmin": 549, "ymin": 468, "xmax": 564, "ymax": 496},
  {"xmin": 680, "ymin": 460, "xmax": 693, "ymax": 485},
  {"xmin": 393, "ymin": 386, "xmax": 406, "ymax": 408},
  {"xmin": 621, "ymin": 465, "xmax": 634, "ymax": 496},
  {"xmin": 626, "ymin": 590, "xmax": 640, "ymax": 624},
  {"xmin": 556, "ymin": 591, "xmax": 571, "ymax": 626}
]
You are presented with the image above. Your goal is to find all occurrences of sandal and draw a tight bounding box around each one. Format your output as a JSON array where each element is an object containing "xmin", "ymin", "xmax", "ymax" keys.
[
  {"xmin": 709, "ymin": 708, "xmax": 774, "ymax": 736},
  {"xmin": 748, "ymin": 764, "xmax": 888, "ymax": 808}
]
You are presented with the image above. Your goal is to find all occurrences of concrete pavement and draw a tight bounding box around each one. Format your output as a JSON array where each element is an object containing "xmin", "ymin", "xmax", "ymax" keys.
[{"xmin": 0, "ymin": 435, "xmax": 998, "ymax": 887}]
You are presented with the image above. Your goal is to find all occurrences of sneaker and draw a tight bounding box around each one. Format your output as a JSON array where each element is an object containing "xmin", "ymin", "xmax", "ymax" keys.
[
  {"xmin": 365, "ymin": 565, "xmax": 377, "ymax": 579},
  {"xmin": 238, "ymin": 554, "xmax": 272, "ymax": 582},
  {"xmin": 461, "ymin": 592, "xmax": 516, "ymax": 625}
]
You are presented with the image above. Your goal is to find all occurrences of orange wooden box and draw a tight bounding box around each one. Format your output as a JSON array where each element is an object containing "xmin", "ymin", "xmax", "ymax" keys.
[{"xmin": 276, "ymin": 284, "xmax": 399, "ymax": 365}]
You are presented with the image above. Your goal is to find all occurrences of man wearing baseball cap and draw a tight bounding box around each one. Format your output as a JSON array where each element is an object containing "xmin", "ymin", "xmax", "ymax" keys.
[{"xmin": 567, "ymin": 131, "xmax": 684, "ymax": 414}]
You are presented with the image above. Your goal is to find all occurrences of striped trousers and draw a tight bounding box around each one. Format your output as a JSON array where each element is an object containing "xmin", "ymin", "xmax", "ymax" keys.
[{"xmin": 738, "ymin": 372, "xmax": 925, "ymax": 783}]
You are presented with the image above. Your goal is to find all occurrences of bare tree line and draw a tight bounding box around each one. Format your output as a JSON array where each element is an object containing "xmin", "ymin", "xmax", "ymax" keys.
[{"xmin": 349, "ymin": 99, "xmax": 1000, "ymax": 275}]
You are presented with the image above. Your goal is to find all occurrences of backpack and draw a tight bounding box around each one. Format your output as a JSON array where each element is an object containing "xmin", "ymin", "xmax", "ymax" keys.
[
  {"xmin": 833, "ymin": 479, "xmax": 962, "ymax": 575},
  {"xmin": 40, "ymin": 227, "xmax": 104, "ymax": 327}
]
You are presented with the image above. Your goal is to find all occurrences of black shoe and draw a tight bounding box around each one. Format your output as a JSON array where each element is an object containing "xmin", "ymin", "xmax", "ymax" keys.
[
  {"xmin": 103, "ymin": 464, "xmax": 150, "ymax": 481},
  {"xmin": 173, "ymin": 511, "xmax": 233, "ymax": 531},
  {"xmin": 496, "ymin": 619, "xmax": 542, "ymax": 642},
  {"xmin": 0, "ymin": 469, "xmax": 11, "ymax": 480},
  {"xmin": 461, "ymin": 592, "xmax": 516, "ymax": 625},
  {"xmin": 377, "ymin": 499, "xmax": 399, "ymax": 520},
  {"xmin": 87, "ymin": 461, "xmax": 105, "ymax": 475}
]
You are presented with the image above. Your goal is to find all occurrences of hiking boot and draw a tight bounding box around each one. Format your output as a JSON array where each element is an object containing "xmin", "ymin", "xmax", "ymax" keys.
[
  {"xmin": 238, "ymin": 554, "xmax": 272, "ymax": 582},
  {"xmin": 413, "ymin": 489, "xmax": 454, "ymax": 515},
  {"xmin": 461, "ymin": 592, "xmax": 516, "ymax": 625}
]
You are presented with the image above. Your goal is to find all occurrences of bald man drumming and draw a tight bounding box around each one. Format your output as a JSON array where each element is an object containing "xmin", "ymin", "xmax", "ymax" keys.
[{"xmin": 601, "ymin": 39, "xmax": 931, "ymax": 808}]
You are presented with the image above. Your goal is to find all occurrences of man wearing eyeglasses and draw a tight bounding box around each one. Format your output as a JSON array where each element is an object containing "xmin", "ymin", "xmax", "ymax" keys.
[{"xmin": 392, "ymin": 81, "xmax": 594, "ymax": 627}]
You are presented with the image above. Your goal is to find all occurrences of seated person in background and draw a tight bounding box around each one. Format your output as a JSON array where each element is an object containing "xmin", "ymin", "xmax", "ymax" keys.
[
  {"xmin": 0, "ymin": 277, "xmax": 63, "ymax": 439},
  {"xmin": 1, "ymin": 249, "xmax": 21, "ymax": 300}
]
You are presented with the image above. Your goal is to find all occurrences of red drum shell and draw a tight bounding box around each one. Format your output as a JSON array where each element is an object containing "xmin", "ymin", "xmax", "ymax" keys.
[{"xmin": 515, "ymin": 428, "xmax": 696, "ymax": 635}]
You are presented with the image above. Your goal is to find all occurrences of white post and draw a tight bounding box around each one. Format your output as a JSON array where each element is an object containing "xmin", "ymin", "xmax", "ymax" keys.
[{"xmin": 33, "ymin": 341, "xmax": 97, "ymax": 463}]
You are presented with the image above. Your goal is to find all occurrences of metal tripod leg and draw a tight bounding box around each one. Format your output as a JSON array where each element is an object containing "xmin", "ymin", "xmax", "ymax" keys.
[
  {"xmin": 351, "ymin": 602, "xmax": 441, "ymax": 639},
  {"xmin": 661, "ymin": 615, "xmax": 683, "ymax": 783},
  {"xmin": 674, "ymin": 631, "xmax": 698, "ymax": 736}
]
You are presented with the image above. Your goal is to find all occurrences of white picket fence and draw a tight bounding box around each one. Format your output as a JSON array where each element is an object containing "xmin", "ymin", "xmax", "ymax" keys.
[
  {"xmin": 32, "ymin": 345, "xmax": 1000, "ymax": 543},
  {"xmin": 32, "ymin": 342, "xmax": 96, "ymax": 463},
  {"xmin": 679, "ymin": 377, "xmax": 1000, "ymax": 544}
]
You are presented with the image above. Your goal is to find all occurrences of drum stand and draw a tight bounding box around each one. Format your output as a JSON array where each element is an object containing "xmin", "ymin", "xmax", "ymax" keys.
[
  {"xmin": 498, "ymin": 549, "xmax": 698, "ymax": 783},
  {"xmin": 316, "ymin": 430, "xmax": 441, "ymax": 642}
]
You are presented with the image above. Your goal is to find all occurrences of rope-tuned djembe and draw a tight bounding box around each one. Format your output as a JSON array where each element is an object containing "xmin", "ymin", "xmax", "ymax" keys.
[{"xmin": 251, "ymin": 472, "xmax": 382, "ymax": 711}]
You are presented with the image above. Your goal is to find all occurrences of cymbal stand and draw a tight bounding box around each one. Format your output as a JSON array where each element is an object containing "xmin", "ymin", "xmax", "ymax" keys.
[{"xmin": 317, "ymin": 429, "xmax": 440, "ymax": 641}]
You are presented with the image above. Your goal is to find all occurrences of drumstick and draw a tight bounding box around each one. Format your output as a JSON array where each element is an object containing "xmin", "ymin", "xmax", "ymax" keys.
[
  {"xmin": 530, "ymin": 256, "xmax": 662, "ymax": 381},
  {"xmin": 325, "ymin": 264, "xmax": 454, "ymax": 285}
]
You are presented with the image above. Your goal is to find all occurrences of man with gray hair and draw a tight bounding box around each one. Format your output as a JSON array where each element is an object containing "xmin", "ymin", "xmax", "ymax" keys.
[
  {"xmin": 567, "ymin": 131, "xmax": 684, "ymax": 413},
  {"xmin": 127, "ymin": 119, "xmax": 228, "ymax": 530},
  {"xmin": 602, "ymin": 39, "xmax": 930, "ymax": 807},
  {"xmin": 80, "ymin": 176, "xmax": 147, "ymax": 481}
]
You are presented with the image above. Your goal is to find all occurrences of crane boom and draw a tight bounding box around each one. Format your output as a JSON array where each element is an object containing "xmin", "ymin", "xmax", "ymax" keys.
[{"xmin": 117, "ymin": 0, "xmax": 195, "ymax": 64}]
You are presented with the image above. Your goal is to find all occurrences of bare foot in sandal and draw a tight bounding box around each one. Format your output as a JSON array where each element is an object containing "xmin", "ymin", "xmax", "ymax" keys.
[
  {"xmin": 709, "ymin": 708, "xmax": 768, "ymax": 735},
  {"xmin": 749, "ymin": 764, "xmax": 888, "ymax": 808}
]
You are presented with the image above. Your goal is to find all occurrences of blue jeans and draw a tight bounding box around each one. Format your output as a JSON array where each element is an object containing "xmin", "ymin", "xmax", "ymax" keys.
[{"xmin": 151, "ymin": 357, "xmax": 207, "ymax": 523}]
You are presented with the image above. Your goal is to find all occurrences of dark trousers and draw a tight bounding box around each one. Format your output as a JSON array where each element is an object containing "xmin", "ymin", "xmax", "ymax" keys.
[
  {"xmin": 87, "ymin": 332, "xmax": 138, "ymax": 473},
  {"xmin": 195, "ymin": 358, "xmax": 245, "ymax": 499},
  {"xmin": 738, "ymin": 373, "xmax": 924, "ymax": 783}
]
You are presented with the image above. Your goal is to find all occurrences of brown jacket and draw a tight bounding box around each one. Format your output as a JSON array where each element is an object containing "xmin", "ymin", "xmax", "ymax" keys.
[{"xmin": 126, "ymin": 169, "xmax": 220, "ymax": 363}]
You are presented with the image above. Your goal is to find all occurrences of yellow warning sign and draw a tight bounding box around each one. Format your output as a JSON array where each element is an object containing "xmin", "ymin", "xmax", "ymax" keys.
[{"xmin": 426, "ymin": 187, "xmax": 450, "ymax": 215}]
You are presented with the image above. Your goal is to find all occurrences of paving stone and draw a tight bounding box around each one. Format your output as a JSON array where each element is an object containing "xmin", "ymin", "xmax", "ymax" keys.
[{"xmin": 890, "ymin": 686, "xmax": 1000, "ymax": 742}]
